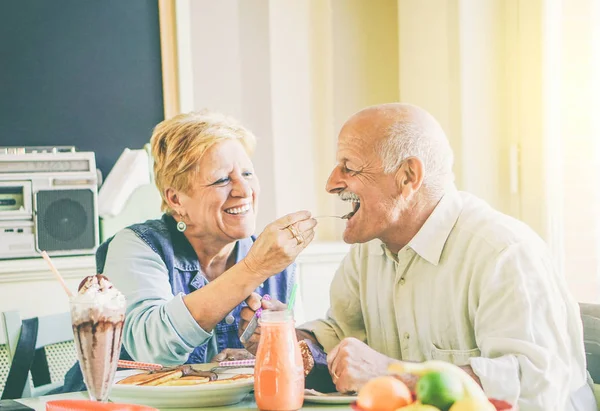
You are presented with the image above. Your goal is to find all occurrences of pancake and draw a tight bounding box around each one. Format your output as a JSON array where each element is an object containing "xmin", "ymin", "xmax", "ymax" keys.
[
  {"xmin": 158, "ymin": 376, "xmax": 211, "ymax": 386},
  {"xmin": 206, "ymin": 374, "xmax": 254, "ymax": 384},
  {"xmin": 116, "ymin": 370, "xmax": 183, "ymax": 386},
  {"xmin": 116, "ymin": 370, "xmax": 253, "ymax": 386}
]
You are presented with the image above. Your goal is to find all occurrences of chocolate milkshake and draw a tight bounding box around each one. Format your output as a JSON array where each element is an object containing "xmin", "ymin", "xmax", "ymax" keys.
[{"xmin": 70, "ymin": 274, "xmax": 126, "ymax": 402}]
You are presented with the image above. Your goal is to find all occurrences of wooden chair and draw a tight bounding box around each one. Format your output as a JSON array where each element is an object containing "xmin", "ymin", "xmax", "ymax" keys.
[{"xmin": 0, "ymin": 310, "xmax": 76, "ymax": 399}]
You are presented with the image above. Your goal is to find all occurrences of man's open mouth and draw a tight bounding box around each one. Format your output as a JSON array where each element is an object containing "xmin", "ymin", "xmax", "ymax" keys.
[{"xmin": 341, "ymin": 199, "xmax": 360, "ymax": 220}]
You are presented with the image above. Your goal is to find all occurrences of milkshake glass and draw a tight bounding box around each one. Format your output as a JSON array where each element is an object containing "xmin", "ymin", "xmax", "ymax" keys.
[{"xmin": 70, "ymin": 275, "xmax": 126, "ymax": 402}]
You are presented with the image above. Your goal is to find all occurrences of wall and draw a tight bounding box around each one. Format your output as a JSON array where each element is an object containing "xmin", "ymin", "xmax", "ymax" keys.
[
  {"xmin": 177, "ymin": 0, "xmax": 400, "ymax": 240},
  {"xmin": 397, "ymin": 0, "xmax": 515, "ymax": 217},
  {"xmin": 0, "ymin": 0, "xmax": 165, "ymax": 178},
  {"xmin": 178, "ymin": 0, "xmax": 515, "ymax": 234}
]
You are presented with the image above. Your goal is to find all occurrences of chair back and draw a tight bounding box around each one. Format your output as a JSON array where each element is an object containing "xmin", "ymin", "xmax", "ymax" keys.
[
  {"xmin": 0, "ymin": 316, "xmax": 13, "ymax": 397},
  {"xmin": 0, "ymin": 311, "xmax": 76, "ymax": 399},
  {"xmin": 580, "ymin": 303, "xmax": 600, "ymax": 383}
]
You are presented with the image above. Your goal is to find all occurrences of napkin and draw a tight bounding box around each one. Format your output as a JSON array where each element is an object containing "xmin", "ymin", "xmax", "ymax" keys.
[{"xmin": 46, "ymin": 400, "xmax": 157, "ymax": 411}]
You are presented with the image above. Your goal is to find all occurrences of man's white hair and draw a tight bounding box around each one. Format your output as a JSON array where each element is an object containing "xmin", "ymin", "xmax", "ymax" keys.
[{"xmin": 376, "ymin": 114, "xmax": 455, "ymax": 199}]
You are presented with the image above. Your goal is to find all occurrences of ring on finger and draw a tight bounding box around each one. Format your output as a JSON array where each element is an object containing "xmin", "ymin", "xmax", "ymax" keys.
[
  {"xmin": 332, "ymin": 370, "xmax": 339, "ymax": 380},
  {"xmin": 286, "ymin": 225, "xmax": 304, "ymax": 245},
  {"xmin": 286, "ymin": 224, "xmax": 300, "ymax": 238}
]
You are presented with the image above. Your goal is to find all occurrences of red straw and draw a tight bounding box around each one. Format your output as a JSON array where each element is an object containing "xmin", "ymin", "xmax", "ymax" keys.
[{"xmin": 117, "ymin": 359, "xmax": 163, "ymax": 371}]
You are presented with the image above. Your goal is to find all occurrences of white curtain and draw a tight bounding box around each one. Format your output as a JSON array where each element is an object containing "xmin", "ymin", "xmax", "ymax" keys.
[{"xmin": 542, "ymin": 0, "xmax": 600, "ymax": 302}]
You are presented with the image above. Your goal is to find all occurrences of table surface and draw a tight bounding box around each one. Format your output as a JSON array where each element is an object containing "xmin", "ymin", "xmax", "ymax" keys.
[
  {"xmin": 17, "ymin": 392, "xmax": 351, "ymax": 411},
  {"xmin": 15, "ymin": 363, "xmax": 352, "ymax": 411}
]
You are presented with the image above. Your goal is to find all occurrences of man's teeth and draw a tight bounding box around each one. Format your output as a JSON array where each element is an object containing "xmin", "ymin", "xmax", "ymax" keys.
[{"xmin": 225, "ymin": 204, "xmax": 251, "ymax": 215}]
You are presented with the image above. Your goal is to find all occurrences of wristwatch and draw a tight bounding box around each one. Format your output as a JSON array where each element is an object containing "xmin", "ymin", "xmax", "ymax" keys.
[{"xmin": 298, "ymin": 339, "xmax": 315, "ymax": 376}]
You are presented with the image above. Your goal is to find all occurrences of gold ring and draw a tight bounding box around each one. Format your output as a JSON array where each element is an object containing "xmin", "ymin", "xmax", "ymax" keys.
[
  {"xmin": 332, "ymin": 370, "xmax": 339, "ymax": 380},
  {"xmin": 286, "ymin": 225, "xmax": 304, "ymax": 245},
  {"xmin": 287, "ymin": 224, "xmax": 299, "ymax": 237}
]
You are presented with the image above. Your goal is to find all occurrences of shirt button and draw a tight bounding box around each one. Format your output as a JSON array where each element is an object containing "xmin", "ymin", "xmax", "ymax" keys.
[
  {"xmin": 399, "ymin": 278, "xmax": 406, "ymax": 285},
  {"xmin": 404, "ymin": 332, "xmax": 410, "ymax": 340},
  {"xmin": 225, "ymin": 314, "xmax": 235, "ymax": 325}
]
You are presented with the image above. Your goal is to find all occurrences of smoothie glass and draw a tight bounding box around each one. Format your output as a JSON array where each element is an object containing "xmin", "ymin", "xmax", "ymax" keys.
[{"xmin": 254, "ymin": 310, "xmax": 304, "ymax": 411}]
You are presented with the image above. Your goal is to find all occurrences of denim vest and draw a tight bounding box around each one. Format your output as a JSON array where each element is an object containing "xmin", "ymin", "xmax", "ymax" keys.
[
  {"xmin": 57, "ymin": 214, "xmax": 294, "ymax": 393},
  {"xmin": 100, "ymin": 214, "xmax": 295, "ymax": 363}
]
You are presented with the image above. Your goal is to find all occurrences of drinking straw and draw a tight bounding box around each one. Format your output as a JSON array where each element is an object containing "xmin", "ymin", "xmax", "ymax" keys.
[
  {"xmin": 41, "ymin": 250, "xmax": 73, "ymax": 298},
  {"xmin": 287, "ymin": 283, "xmax": 298, "ymax": 311}
]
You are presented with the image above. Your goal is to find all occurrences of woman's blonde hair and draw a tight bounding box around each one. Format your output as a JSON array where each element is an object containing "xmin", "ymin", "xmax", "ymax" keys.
[{"xmin": 150, "ymin": 110, "xmax": 257, "ymax": 214}]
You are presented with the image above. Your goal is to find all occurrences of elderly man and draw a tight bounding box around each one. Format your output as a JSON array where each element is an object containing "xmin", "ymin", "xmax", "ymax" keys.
[{"xmin": 242, "ymin": 103, "xmax": 595, "ymax": 410}]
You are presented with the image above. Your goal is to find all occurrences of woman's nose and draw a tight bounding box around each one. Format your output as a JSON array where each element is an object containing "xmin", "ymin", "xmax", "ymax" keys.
[
  {"xmin": 232, "ymin": 177, "xmax": 252, "ymax": 197},
  {"xmin": 326, "ymin": 166, "xmax": 345, "ymax": 194}
]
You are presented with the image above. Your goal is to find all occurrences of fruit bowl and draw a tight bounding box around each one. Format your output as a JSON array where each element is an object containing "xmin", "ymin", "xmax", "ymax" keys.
[{"xmin": 350, "ymin": 399, "xmax": 516, "ymax": 411}]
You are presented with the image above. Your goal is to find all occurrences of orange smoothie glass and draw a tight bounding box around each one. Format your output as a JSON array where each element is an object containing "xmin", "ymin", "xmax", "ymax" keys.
[{"xmin": 254, "ymin": 310, "xmax": 305, "ymax": 411}]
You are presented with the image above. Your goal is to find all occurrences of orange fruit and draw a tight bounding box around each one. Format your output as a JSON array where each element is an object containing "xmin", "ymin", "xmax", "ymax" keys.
[{"xmin": 356, "ymin": 376, "xmax": 413, "ymax": 411}]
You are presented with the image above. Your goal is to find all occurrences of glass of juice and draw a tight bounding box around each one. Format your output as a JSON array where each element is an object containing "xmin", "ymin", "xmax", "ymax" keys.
[{"xmin": 254, "ymin": 310, "xmax": 304, "ymax": 411}]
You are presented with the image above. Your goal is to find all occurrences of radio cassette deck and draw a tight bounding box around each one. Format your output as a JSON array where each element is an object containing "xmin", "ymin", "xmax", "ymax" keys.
[{"xmin": 0, "ymin": 146, "xmax": 99, "ymax": 259}]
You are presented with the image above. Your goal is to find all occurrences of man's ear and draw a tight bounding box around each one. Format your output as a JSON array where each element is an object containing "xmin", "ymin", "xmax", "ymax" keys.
[
  {"xmin": 395, "ymin": 157, "xmax": 424, "ymax": 197},
  {"xmin": 165, "ymin": 187, "xmax": 184, "ymax": 214}
]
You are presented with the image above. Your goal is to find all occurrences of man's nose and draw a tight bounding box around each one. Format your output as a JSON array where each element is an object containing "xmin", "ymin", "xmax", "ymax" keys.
[{"xmin": 326, "ymin": 166, "xmax": 345, "ymax": 194}]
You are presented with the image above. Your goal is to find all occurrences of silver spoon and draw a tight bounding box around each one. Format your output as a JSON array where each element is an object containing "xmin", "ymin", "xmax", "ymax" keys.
[{"xmin": 313, "ymin": 213, "xmax": 352, "ymax": 220}]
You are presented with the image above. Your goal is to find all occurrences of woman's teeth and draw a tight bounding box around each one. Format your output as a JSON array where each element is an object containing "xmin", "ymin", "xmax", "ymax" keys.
[{"xmin": 225, "ymin": 204, "xmax": 251, "ymax": 215}]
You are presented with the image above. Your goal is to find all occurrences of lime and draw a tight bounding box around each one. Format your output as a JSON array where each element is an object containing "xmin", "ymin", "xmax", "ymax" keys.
[{"xmin": 416, "ymin": 371, "xmax": 464, "ymax": 411}]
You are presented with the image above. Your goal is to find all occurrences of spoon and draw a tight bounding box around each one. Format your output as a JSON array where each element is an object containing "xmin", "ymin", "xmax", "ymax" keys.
[{"xmin": 313, "ymin": 213, "xmax": 353, "ymax": 220}]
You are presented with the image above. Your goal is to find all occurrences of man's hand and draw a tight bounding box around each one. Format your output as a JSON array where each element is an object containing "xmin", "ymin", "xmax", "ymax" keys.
[
  {"xmin": 327, "ymin": 337, "xmax": 395, "ymax": 394},
  {"xmin": 211, "ymin": 348, "xmax": 254, "ymax": 363},
  {"xmin": 238, "ymin": 293, "xmax": 286, "ymax": 354}
]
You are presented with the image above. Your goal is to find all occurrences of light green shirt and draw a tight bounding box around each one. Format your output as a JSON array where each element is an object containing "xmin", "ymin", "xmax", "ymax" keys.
[{"xmin": 300, "ymin": 190, "xmax": 591, "ymax": 410}]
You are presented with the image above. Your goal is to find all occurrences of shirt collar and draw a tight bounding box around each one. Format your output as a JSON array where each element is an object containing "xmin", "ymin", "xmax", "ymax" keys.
[{"xmin": 407, "ymin": 189, "xmax": 462, "ymax": 266}]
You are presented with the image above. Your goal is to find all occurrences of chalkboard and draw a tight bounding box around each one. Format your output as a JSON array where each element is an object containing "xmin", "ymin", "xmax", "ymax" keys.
[{"xmin": 0, "ymin": 0, "xmax": 165, "ymax": 179}]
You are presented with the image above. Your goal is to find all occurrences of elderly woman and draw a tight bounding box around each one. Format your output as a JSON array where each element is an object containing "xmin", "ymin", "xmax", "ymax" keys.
[{"xmin": 58, "ymin": 110, "xmax": 316, "ymax": 392}]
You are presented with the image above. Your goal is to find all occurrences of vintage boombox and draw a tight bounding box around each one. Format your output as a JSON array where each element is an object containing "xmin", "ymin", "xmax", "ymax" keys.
[{"xmin": 0, "ymin": 146, "xmax": 99, "ymax": 259}]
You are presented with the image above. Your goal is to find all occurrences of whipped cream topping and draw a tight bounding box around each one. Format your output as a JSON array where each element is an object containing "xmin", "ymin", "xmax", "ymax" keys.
[{"xmin": 70, "ymin": 274, "xmax": 126, "ymax": 324}]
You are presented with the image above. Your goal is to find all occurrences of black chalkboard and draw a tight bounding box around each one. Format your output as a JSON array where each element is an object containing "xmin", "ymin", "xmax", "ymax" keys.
[{"xmin": 0, "ymin": 0, "xmax": 165, "ymax": 179}]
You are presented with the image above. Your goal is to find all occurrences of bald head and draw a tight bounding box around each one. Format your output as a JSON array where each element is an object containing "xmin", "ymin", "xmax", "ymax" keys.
[{"xmin": 343, "ymin": 103, "xmax": 455, "ymax": 198}]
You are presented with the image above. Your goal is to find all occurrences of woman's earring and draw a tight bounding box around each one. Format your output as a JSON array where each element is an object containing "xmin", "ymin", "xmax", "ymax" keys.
[{"xmin": 177, "ymin": 220, "xmax": 187, "ymax": 232}]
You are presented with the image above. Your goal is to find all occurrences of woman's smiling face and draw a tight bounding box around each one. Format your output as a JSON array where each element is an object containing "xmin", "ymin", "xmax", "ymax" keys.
[{"xmin": 176, "ymin": 139, "xmax": 260, "ymax": 242}]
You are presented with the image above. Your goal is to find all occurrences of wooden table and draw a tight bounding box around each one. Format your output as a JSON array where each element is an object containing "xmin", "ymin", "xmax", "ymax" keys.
[{"xmin": 17, "ymin": 391, "xmax": 351, "ymax": 411}]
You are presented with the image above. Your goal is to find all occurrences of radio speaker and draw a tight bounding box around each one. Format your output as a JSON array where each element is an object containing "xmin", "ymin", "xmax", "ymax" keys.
[{"xmin": 35, "ymin": 189, "xmax": 96, "ymax": 252}]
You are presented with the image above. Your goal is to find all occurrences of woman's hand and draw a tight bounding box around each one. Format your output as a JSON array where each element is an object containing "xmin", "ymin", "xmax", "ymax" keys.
[
  {"xmin": 242, "ymin": 210, "xmax": 317, "ymax": 279},
  {"xmin": 211, "ymin": 348, "xmax": 255, "ymax": 363},
  {"xmin": 238, "ymin": 293, "xmax": 287, "ymax": 355}
]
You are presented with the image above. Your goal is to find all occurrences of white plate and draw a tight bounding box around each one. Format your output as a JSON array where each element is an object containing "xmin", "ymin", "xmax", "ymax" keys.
[
  {"xmin": 303, "ymin": 390, "xmax": 357, "ymax": 405},
  {"xmin": 109, "ymin": 369, "xmax": 254, "ymax": 408}
]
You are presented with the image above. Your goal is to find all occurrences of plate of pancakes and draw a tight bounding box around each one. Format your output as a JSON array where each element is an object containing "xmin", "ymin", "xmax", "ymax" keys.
[{"xmin": 109, "ymin": 367, "xmax": 254, "ymax": 408}]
